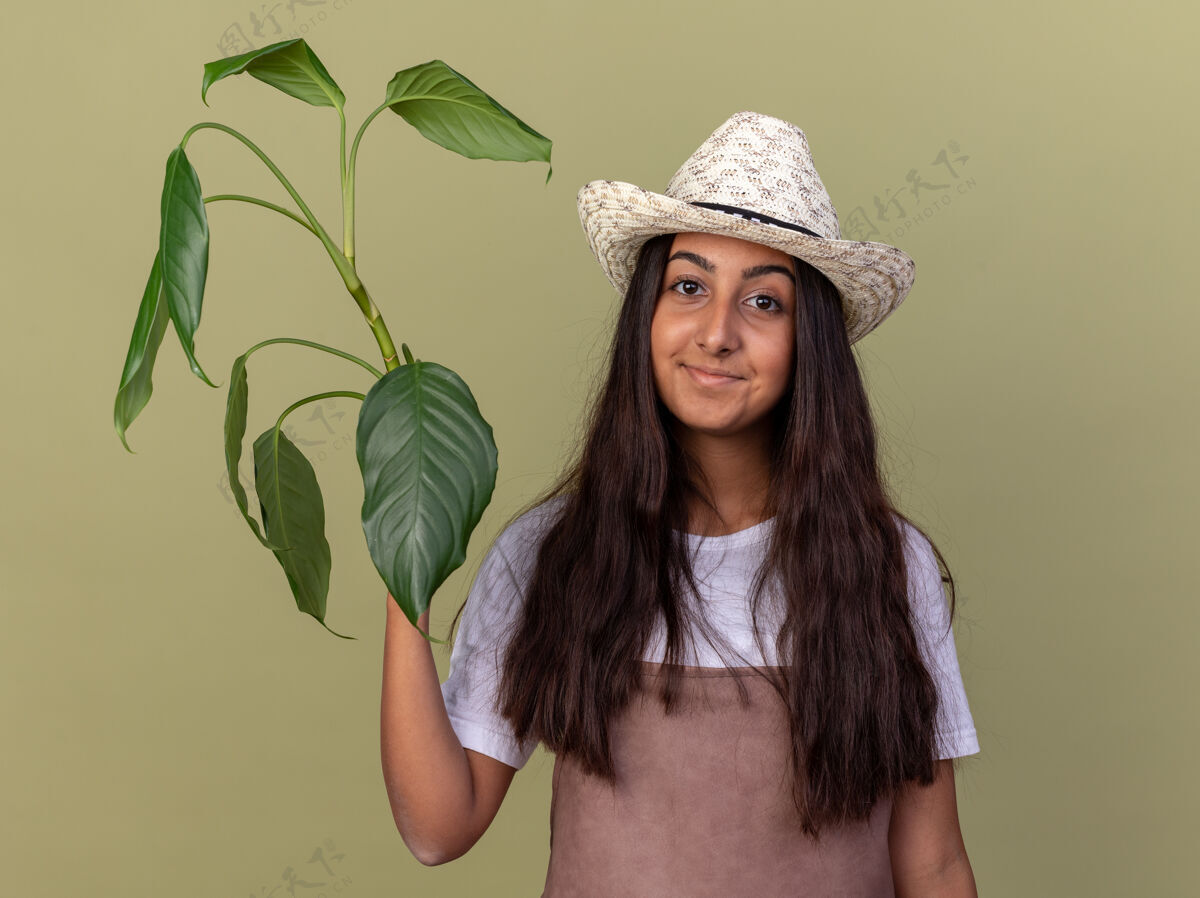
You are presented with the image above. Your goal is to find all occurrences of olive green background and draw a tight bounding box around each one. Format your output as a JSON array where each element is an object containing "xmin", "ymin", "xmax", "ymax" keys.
[{"xmin": 2, "ymin": 0, "xmax": 1194, "ymax": 894}]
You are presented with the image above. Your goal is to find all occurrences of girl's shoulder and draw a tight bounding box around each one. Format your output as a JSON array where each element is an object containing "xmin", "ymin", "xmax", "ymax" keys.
[
  {"xmin": 892, "ymin": 513, "xmax": 938, "ymax": 574},
  {"xmin": 459, "ymin": 495, "xmax": 571, "ymax": 634},
  {"xmin": 890, "ymin": 513, "xmax": 953, "ymax": 637},
  {"xmin": 491, "ymin": 493, "xmax": 572, "ymax": 569}
]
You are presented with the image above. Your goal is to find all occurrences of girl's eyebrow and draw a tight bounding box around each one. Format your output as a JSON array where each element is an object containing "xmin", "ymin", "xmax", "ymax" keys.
[{"xmin": 667, "ymin": 251, "xmax": 796, "ymax": 285}]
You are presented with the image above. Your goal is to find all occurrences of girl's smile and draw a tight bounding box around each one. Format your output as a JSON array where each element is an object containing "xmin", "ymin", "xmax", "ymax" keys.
[{"xmin": 684, "ymin": 364, "xmax": 743, "ymax": 386}]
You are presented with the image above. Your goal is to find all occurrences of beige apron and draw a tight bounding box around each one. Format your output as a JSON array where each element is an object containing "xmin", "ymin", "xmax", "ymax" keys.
[{"xmin": 540, "ymin": 661, "xmax": 895, "ymax": 897}]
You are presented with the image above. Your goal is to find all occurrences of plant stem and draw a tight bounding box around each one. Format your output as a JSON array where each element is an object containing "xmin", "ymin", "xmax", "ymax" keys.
[
  {"xmin": 356, "ymin": 283, "xmax": 402, "ymax": 372},
  {"xmin": 204, "ymin": 194, "xmax": 317, "ymax": 235},
  {"xmin": 244, "ymin": 337, "xmax": 385, "ymax": 380},
  {"xmin": 338, "ymin": 106, "xmax": 352, "ymax": 268},
  {"xmin": 345, "ymin": 102, "xmax": 390, "ymax": 280},
  {"xmin": 274, "ymin": 390, "xmax": 368, "ymax": 434},
  {"xmin": 181, "ymin": 122, "xmax": 349, "ymax": 277},
  {"xmin": 180, "ymin": 121, "xmax": 404, "ymax": 375}
]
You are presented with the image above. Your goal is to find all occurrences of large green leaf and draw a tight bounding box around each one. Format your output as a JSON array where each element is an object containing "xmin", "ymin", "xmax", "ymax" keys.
[
  {"xmin": 158, "ymin": 146, "xmax": 217, "ymax": 387},
  {"xmin": 224, "ymin": 353, "xmax": 287, "ymax": 551},
  {"xmin": 201, "ymin": 38, "xmax": 345, "ymax": 109},
  {"xmin": 383, "ymin": 60, "xmax": 552, "ymax": 183},
  {"xmin": 356, "ymin": 362, "xmax": 498, "ymax": 628},
  {"xmin": 113, "ymin": 248, "xmax": 170, "ymax": 452},
  {"xmin": 253, "ymin": 427, "xmax": 351, "ymax": 639}
]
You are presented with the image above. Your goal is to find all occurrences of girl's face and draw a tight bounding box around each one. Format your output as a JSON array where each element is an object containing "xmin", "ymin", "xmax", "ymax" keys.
[{"xmin": 650, "ymin": 232, "xmax": 798, "ymax": 444}]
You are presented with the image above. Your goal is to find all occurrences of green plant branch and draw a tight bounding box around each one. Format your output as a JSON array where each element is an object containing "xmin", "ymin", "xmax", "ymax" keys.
[
  {"xmin": 338, "ymin": 106, "xmax": 351, "ymax": 267},
  {"xmin": 180, "ymin": 121, "xmax": 402, "ymax": 372},
  {"xmin": 114, "ymin": 45, "xmax": 554, "ymax": 641},
  {"xmin": 345, "ymin": 102, "xmax": 391, "ymax": 273},
  {"xmin": 243, "ymin": 337, "xmax": 385, "ymax": 380},
  {"xmin": 204, "ymin": 194, "xmax": 317, "ymax": 235},
  {"xmin": 181, "ymin": 122, "xmax": 346, "ymax": 273},
  {"xmin": 274, "ymin": 390, "xmax": 368, "ymax": 436}
]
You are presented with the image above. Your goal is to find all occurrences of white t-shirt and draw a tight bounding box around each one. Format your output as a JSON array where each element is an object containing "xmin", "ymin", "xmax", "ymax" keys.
[{"xmin": 441, "ymin": 496, "xmax": 980, "ymax": 769}]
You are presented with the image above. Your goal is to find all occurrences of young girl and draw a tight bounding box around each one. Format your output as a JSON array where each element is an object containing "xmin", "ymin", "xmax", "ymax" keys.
[{"xmin": 381, "ymin": 111, "xmax": 981, "ymax": 897}]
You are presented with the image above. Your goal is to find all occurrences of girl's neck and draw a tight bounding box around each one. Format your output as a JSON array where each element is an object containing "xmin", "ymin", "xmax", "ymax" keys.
[{"xmin": 675, "ymin": 423, "xmax": 774, "ymax": 536}]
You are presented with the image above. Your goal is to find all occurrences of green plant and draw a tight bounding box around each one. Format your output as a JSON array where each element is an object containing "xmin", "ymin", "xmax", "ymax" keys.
[{"xmin": 113, "ymin": 38, "xmax": 552, "ymax": 643}]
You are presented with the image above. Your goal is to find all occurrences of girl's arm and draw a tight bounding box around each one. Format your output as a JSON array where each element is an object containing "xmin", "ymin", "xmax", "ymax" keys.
[
  {"xmin": 380, "ymin": 594, "xmax": 518, "ymax": 865},
  {"xmin": 888, "ymin": 759, "xmax": 978, "ymax": 897}
]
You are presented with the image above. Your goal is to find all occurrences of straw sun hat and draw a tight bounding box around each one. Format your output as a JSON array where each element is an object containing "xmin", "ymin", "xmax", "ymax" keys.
[{"xmin": 576, "ymin": 111, "xmax": 917, "ymax": 344}]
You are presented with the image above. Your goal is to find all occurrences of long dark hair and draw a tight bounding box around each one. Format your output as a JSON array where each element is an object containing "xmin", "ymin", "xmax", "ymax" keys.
[{"xmin": 448, "ymin": 232, "xmax": 957, "ymax": 837}]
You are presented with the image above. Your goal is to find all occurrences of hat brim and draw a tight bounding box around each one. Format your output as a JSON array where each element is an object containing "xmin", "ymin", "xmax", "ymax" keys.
[{"xmin": 577, "ymin": 179, "xmax": 916, "ymax": 344}]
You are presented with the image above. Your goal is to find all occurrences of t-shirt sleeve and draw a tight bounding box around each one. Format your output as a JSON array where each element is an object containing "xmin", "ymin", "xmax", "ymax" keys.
[
  {"xmin": 903, "ymin": 522, "xmax": 981, "ymax": 759},
  {"xmin": 440, "ymin": 532, "xmax": 540, "ymax": 771}
]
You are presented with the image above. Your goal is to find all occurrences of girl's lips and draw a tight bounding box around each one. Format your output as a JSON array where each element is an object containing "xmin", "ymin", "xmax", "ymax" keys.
[{"xmin": 685, "ymin": 365, "xmax": 742, "ymax": 387}]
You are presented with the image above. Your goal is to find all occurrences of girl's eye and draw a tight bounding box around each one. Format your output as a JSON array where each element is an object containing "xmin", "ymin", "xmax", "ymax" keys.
[
  {"xmin": 668, "ymin": 277, "xmax": 784, "ymax": 314},
  {"xmin": 670, "ymin": 277, "xmax": 702, "ymax": 296},
  {"xmin": 749, "ymin": 295, "xmax": 783, "ymax": 313}
]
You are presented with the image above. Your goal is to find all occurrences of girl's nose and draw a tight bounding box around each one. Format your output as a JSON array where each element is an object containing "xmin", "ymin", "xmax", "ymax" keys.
[{"xmin": 696, "ymin": 295, "xmax": 739, "ymax": 354}]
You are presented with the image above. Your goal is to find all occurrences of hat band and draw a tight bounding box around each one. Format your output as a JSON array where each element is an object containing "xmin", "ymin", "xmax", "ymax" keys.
[{"xmin": 688, "ymin": 201, "xmax": 823, "ymax": 239}]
